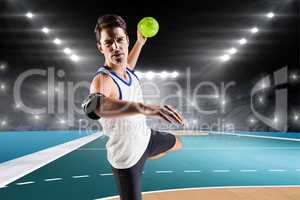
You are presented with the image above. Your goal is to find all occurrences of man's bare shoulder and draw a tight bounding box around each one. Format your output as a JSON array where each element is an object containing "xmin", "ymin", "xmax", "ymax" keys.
[
  {"xmin": 91, "ymin": 73, "xmax": 113, "ymax": 84},
  {"xmin": 90, "ymin": 73, "xmax": 118, "ymax": 98}
]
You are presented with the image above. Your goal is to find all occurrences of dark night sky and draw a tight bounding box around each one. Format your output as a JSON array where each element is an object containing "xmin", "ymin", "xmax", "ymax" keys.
[
  {"xmin": 0, "ymin": 0, "xmax": 298, "ymax": 81},
  {"xmin": 0, "ymin": 0, "xmax": 299, "ymax": 131}
]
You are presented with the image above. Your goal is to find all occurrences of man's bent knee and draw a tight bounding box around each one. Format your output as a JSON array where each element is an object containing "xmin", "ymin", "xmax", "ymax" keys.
[{"xmin": 170, "ymin": 137, "xmax": 182, "ymax": 152}]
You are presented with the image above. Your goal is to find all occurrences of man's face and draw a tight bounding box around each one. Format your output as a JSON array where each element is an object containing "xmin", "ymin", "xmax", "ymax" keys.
[{"xmin": 97, "ymin": 27, "xmax": 129, "ymax": 66}]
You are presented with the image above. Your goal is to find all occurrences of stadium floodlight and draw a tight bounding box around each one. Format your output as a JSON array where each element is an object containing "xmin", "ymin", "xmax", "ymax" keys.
[
  {"xmin": 41, "ymin": 90, "xmax": 47, "ymax": 95},
  {"xmin": 228, "ymin": 48, "xmax": 237, "ymax": 55},
  {"xmin": 146, "ymin": 71, "xmax": 155, "ymax": 80},
  {"xmin": 239, "ymin": 38, "xmax": 247, "ymax": 45},
  {"xmin": 0, "ymin": 64, "xmax": 6, "ymax": 70},
  {"xmin": 291, "ymin": 73, "xmax": 298, "ymax": 80},
  {"xmin": 250, "ymin": 118, "xmax": 256, "ymax": 124},
  {"xmin": 251, "ymin": 27, "xmax": 259, "ymax": 34},
  {"xmin": 26, "ymin": 12, "xmax": 34, "ymax": 19},
  {"xmin": 221, "ymin": 99, "xmax": 226, "ymax": 106},
  {"xmin": 42, "ymin": 27, "xmax": 50, "ymax": 34},
  {"xmin": 267, "ymin": 12, "xmax": 274, "ymax": 19},
  {"xmin": 53, "ymin": 38, "xmax": 62, "ymax": 45},
  {"xmin": 171, "ymin": 71, "xmax": 179, "ymax": 78},
  {"xmin": 0, "ymin": 83, "xmax": 6, "ymax": 90},
  {"xmin": 63, "ymin": 48, "xmax": 72, "ymax": 55},
  {"xmin": 70, "ymin": 54, "xmax": 80, "ymax": 62},
  {"xmin": 160, "ymin": 71, "xmax": 168, "ymax": 79},
  {"xmin": 1, "ymin": 120, "xmax": 7, "ymax": 126},
  {"xmin": 258, "ymin": 96, "xmax": 264, "ymax": 104},
  {"xmin": 220, "ymin": 54, "xmax": 231, "ymax": 62}
]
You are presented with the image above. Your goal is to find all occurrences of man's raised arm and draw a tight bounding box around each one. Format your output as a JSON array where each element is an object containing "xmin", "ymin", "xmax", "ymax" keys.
[{"xmin": 127, "ymin": 29, "xmax": 147, "ymax": 70}]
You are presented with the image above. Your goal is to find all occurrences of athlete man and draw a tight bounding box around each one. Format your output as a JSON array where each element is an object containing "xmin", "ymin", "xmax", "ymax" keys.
[{"xmin": 82, "ymin": 14, "xmax": 185, "ymax": 200}]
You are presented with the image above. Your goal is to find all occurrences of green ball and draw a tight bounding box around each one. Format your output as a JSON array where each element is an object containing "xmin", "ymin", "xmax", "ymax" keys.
[{"xmin": 138, "ymin": 17, "xmax": 159, "ymax": 38}]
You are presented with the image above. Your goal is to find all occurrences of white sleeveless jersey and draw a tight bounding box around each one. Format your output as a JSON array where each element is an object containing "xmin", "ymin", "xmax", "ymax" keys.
[{"xmin": 94, "ymin": 66, "xmax": 151, "ymax": 169}]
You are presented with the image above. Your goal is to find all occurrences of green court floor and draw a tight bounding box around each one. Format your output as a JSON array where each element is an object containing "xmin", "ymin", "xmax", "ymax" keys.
[{"xmin": 1, "ymin": 133, "xmax": 300, "ymax": 200}]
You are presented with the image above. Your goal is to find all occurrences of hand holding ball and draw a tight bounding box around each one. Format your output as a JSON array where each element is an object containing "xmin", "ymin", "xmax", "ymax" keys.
[{"xmin": 138, "ymin": 17, "xmax": 159, "ymax": 38}]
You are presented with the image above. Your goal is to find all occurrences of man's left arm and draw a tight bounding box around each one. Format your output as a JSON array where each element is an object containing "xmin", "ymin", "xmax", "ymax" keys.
[{"xmin": 127, "ymin": 29, "xmax": 147, "ymax": 70}]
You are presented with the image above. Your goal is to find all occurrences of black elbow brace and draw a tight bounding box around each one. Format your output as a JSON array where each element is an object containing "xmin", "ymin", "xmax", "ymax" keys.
[{"xmin": 81, "ymin": 93, "xmax": 105, "ymax": 120}]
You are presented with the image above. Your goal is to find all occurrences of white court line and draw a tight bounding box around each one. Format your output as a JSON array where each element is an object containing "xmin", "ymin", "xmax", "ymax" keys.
[
  {"xmin": 78, "ymin": 147, "xmax": 300, "ymax": 151},
  {"xmin": 77, "ymin": 148, "xmax": 106, "ymax": 151},
  {"xmin": 100, "ymin": 173, "xmax": 113, "ymax": 176},
  {"xmin": 155, "ymin": 171, "xmax": 173, "ymax": 174},
  {"xmin": 72, "ymin": 175, "xmax": 90, "ymax": 179},
  {"xmin": 240, "ymin": 170, "xmax": 257, "ymax": 172},
  {"xmin": 95, "ymin": 185, "xmax": 300, "ymax": 200},
  {"xmin": 184, "ymin": 170, "xmax": 201, "ymax": 173},
  {"xmin": 182, "ymin": 147, "xmax": 300, "ymax": 150},
  {"xmin": 213, "ymin": 170, "xmax": 230, "ymax": 173},
  {"xmin": 0, "ymin": 132, "xmax": 102, "ymax": 188},
  {"xmin": 211, "ymin": 132, "xmax": 300, "ymax": 142},
  {"xmin": 268, "ymin": 169, "xmax": 286, "ymax": 172},
  {"xmin": 16, "ymin": 181, "xmax": 35, "ymax": 185},
  {"xmin": 44, "ymin": 178, "xmax": 62, "ymax": 182}
]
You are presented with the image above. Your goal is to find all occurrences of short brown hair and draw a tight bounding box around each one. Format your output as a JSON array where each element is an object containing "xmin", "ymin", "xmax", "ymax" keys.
[{"xmin": 94, "ymin": 14, "xmax": 127, "ymax": 42}]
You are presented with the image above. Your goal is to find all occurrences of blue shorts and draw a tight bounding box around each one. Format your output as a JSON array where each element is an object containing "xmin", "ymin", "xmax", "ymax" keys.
[{"xmin": 111, "ymin": 129, "xmax": 176, "ymax": 200}]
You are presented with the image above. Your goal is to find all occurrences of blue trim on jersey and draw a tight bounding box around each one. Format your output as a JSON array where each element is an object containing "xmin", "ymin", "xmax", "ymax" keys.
[
  {"xmin": 92, "ymin": 66, "xmax": 108, "ymax": 80},
  {"xmin": 93, "ymin": 70, "xmax": 104, "ymax": 79},
  {"xmin": 109, "ymin": 70, "xmax": 132, "ymax": 86},
  {"xmin": 126, "ymin": 67, "xmax": 140, "ymax": 82},
  {"xmin": 111, "ymin": 77, "xmax": 123, "ymax": 100}
]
